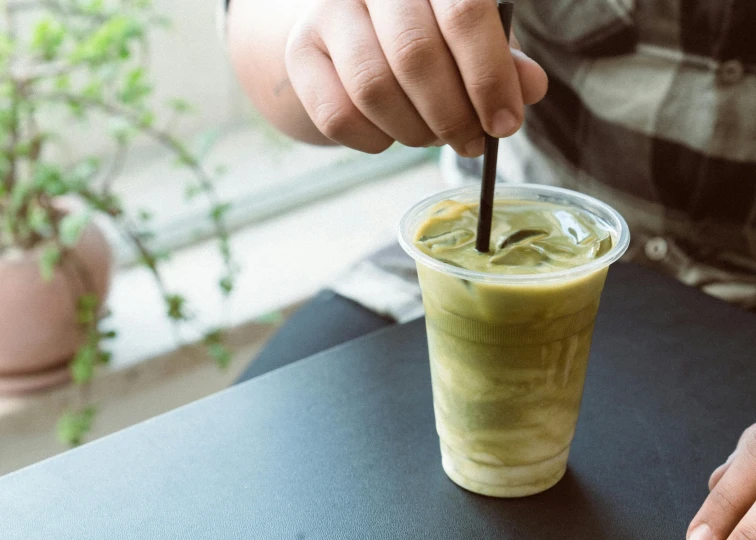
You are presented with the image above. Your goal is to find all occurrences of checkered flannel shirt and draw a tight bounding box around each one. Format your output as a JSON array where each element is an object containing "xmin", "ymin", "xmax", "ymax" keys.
[
  {"xmin": 492, "ymin": 0, "xmax": 756, "ymax": 310},
  {"xmin": 222, "ymin": 0, "xmax": 756, "ymax": 314}
]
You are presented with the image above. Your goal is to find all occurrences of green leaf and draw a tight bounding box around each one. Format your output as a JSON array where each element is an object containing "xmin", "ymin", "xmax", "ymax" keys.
[
  {"xmin": 118, "ymin": 67, "xmax": 151, "ymax": 105},
  {"xmin": 138, "ymin": 110, "xmax": 155, "ymax": 128},
  {"xmin": 69, "ymin": 16, "xmax": 144, "ymax": 66},
  {"xmin": 68, "ymin": 100, "xmax": 85, "ymax": 119},
  {"xmin": 168, "ymin": 98, "xmax": 192, "ymax": 114},
  {"xmin": 184, "ymin": 183, "xmax": 202, "ymax": 199},
  {"xmin": 174, "ymin": 153, "xmax": 195, "ymax": 167},
  {"xmin": 59, "ymin": 212, "xmax": 91, "ymax": 247},
  {"xmin": 211, "ymin": 203, "xmax": 232, "ymax": 223},
  {"xmin": 70, "ymin": 158, "xmax": 100, "ymax": 185},
  {"xmin": 57, "ymin": 407, "xmax": 97, "ymax": 447},
  {"xmin": 77, "ymin": 293, "xmax": 100, "ymax": 325},
  {"xmin": 0, "ymin": 34, "xmax": 13, "ymax": 63},
  {"xmin": 71, "ymin": 345, "xmax": 97, "ymax": 384},
  {"xmin": 203, "ymin": 329, "xmax": 223, "ymax": 344},
  {"xmin": 165, "ymin": 294, "xmax": 190, "ymax": 321},
  {"xmin": 33, "ymin": 164, "xmax": 66, "ymax": 195},
  {"xmin": 219, "ymin": 236, "xmax": 232, "ymax": 260},
  {"xmin": 55, "ymin": 74, "xmax": 71, "ymax": 90},
  {"xmin": 256, "ymin": 311, "xmax": 285, "ymax": 326},
  {"xmin": 203, "ymin": 330, "xmax": 232, "ymax": 369},
  {"xmin": 83, "ymin": 192, "xmax": 121, "ymax": 216},
  {"xmin": 138, "ymin": 252, "xmax": 157, "ymax": 271},
  {"xmin": 99, "ymin": 350, "xmax": 112, "ymax": 365},
  {"xmin": 39, "ymin": 246, "xmax": 61, "ymax": 281},
  {"xmin": 219, "ymin": 276, "xmax": 234, "ymax": 296},
  {"xmin": 31, "ymin": 17, "xmax": 67, "ymax": 61},
  {"xmin": 207, "ymin": 343, "xmax": 232, "ymax": 369},
  {"xmin": 83, "ymin": 0, "xmax": 106, "ymax": 14},
  {"xmin": 28, "ymin": 206, "xmax": 53, "ymax": 237},
  {"xmin": 82, "ymin": 80, "xmax": 104, "ymax": 100}
]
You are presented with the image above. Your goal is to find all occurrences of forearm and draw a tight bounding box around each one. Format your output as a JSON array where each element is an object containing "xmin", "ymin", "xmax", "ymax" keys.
[{"xmin": 226, "ymin": 0, "xmax": 333, "ymax": 145}]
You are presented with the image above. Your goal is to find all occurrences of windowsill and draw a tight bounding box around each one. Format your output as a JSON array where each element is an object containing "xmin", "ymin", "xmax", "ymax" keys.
[
  {"xmin": 0, "ymin": 161, "xmax": 446, "ymax": 477},
  {"xmin": 106, "ymin": 160, "xmax": 445, "ymax": 369}
]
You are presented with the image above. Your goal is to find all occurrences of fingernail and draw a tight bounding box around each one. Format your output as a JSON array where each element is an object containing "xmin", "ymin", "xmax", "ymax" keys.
[
  {"xmin": 688, "ymin": 524, "xmax": 712, "ymax": 540},
  {"xmin": 431, "ymin": 138, "xmax": 445, "ymax": 147},
  {"xmin": 491, "ymin": 109, "xmax": 518, "ymax": 137},
  {"xmin": 463, "ymin": 137, "xmax": 484, "ymax": 157}
]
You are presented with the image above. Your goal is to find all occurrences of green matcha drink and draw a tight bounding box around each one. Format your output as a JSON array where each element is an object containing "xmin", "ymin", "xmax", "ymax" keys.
[{"xmin": 398, "ymin": 185, "xmax": 629, "ymax": 498}]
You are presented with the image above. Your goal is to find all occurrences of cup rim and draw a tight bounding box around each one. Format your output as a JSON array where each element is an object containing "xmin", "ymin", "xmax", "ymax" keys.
[{"xmin": 397, "ymin": 184, "xmax": 631, "ymax": 285}]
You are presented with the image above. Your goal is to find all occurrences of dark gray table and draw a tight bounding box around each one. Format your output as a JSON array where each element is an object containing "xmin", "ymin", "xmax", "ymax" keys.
[{"xmin": 1, "ymin": 263, "xmax": 755, "ymax": 539}]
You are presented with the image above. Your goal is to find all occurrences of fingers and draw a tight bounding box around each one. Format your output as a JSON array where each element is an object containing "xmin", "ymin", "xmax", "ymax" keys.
[
  {"xmin": 285, "ymin": 14, "xmax": 394, "ymax": 154},
  {"xmin": 709, "ymin": 453, "xmax": 736, "ymax": 491},
  {"xmin": 366, "ymin": 0, "xmax": 485, "ymax": 156},
  {"xmin": 286, "ymin": 0, "xmax": 548, "ymax": 156},
  {"xmin": 688, "ymin": 425, "xmax": 756, "ymax": 539},
  {"xmin": 317, "ymin": 1, "xmax": 437, "ymax": 148},
  {"xmin": 728, "ymin": 502, "xmax": 756, "ymax": 540},
  {"xmin": 428, "ymin": 0, "xmax": 523, "ymax": 139},
  {"xmin": 512, "ymin": 49, "xmax": 549, "ymax": 105}
]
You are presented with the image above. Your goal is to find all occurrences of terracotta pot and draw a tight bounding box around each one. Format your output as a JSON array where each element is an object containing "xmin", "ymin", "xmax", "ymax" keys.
[{"xmin": 0, "ymin": 219, "xmax": 112, "ymax": 394}]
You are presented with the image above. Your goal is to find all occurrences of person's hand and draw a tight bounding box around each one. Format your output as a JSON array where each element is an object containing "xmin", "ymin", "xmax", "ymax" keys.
[
  {"xmin": 687, "ymin": 424, "xmax": 756, "ymax": 539},
  {"xmin": 284, "ymin": 0, "xmax": 548, "ymax": 156}
]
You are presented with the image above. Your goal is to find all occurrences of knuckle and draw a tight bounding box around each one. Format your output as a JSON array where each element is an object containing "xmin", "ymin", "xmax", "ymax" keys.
[
  {"xmin": 466, "ymin": 71, "xmax": 502, "ymax": 95},
  {"xmin": 433, "ymin": 113, "xmax": 477, "ymax": 141},
  {"xmin": 708, "ymin": 486, "xmax": 739, "ymax": 514},
  {"xmin": 440, "ymin": 0, "xmax": 489, "ymax": 35},
  {"xmin": 349, "ymin": 58, "xmax": 394, "ymax": 108},
  {"xmin": 392, "ymin": 28, "xmax": 436, "ymax": 74},
  {"xmin": 313, "ymin": 101, "xmax": 355, "ymax": 141},
  {"xmin": 742, "ymin": 425, "xmax": 756, "ymax": 461},
  {"xmin": 284, "ymin": 35, "xmax": 304, "ymax": 66},
  {"xmin": 285, "ymin": 23, "xmax": 317, "ymax": 66}
]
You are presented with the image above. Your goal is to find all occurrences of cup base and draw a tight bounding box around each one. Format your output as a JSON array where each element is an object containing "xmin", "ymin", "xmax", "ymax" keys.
[{"xmin": 440, "ymin": 441, "xmax": 568, "ymax": 498}]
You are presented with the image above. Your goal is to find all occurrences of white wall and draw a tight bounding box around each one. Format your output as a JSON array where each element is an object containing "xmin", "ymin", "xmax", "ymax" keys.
[
  {"xmin": 22, "ymin": 0, "xmax": 250, "ymax": 163},
  {"xmin": 146, "ymin": 0, "xmax": 248, "ymax": 136}
]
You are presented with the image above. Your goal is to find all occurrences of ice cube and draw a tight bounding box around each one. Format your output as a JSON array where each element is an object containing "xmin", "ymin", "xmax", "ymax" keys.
[
  {"xmin": 495, "ymin": 229, "xmax": 549, "ymax": 250},
  {"xmin": 553, "ymin": 210, "xmax": 590, "ymax": 243},
  {"xmin": 595, "ymin": 235, "xmax": 613, "ymax": 257},
  {"xmin": 490, "ymin": 245, "xmax": 548, "ymax": 267},
  {"xmin": 418, "ymin": 229, "xmax": 475, "ymax": 251}
]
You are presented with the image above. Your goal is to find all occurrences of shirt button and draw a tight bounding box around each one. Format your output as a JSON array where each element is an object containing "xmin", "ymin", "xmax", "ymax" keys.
[
  {"xmin": 645, "ymin": 237, "xmax": 668, "ymax": 261},
  {"xmin": 718, "ymin": 59, "xmax": 745, "ymax": 85}
]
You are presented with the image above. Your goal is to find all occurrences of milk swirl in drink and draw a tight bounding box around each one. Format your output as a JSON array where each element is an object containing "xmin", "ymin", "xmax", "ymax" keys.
[{"xmin": 399, "ymin": 185, "xmax": 629, "ymax": 497}]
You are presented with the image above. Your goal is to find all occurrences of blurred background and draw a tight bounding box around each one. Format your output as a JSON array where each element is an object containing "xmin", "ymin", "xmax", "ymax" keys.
[{"xmin": 0, "ymin": 0, "xmax": 444, "ymax": 475}]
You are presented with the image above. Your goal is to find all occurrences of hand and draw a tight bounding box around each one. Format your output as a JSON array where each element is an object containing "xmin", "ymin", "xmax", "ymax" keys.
[
  {"xmin": 284, "ymin": 0, "xmax": 548, "ymax": 156},
  {"xmin": 688, "ymin": 424, "xmax": 756, "ymax": 539}
]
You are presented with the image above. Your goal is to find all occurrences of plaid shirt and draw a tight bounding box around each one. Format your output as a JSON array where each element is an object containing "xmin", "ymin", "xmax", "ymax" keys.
[
  {"xmin": 222, "ymin": 0, "xmax": 756, "ymax": 313},
  {"xmin": 481, "ymin": 0, "xmax": 756, "ymax": 309}
]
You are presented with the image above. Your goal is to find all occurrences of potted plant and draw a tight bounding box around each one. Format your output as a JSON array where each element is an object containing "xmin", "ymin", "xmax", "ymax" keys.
[{"xmin": 1, "ymin": 0, "xmax": 237, "ymax": 444}]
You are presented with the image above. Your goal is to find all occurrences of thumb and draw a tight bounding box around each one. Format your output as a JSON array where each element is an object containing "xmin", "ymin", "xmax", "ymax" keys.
[{"xmin": 508, "ymin": 31, "xmax": 548, "ymax": 105}]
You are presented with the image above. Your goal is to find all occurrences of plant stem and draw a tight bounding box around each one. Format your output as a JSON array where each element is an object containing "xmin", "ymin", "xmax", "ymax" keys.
[{"xmin": 36, "ymin": 91, "xmax": 235, "ymax": 269}]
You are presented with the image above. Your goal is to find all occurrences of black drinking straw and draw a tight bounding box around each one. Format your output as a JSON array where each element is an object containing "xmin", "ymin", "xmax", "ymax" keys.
[{"xmin": 475, "ymin": 0, "xmax": 514, "ymax": 253}]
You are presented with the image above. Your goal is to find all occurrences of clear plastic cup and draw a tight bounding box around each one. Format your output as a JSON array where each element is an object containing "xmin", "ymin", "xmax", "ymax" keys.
[{"xmin": 398, "ymin": 184, "xmax": 630, "ymax": 497}]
